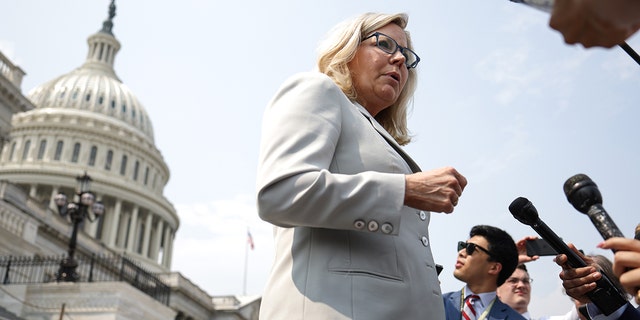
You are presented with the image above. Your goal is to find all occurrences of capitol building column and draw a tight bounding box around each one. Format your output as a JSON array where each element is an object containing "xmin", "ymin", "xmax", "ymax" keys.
[
  {"xmin": 28, "ymin": 184, "xmax": 37, "ymax": 198},
  {"xmin": 150, "ymin": 219, "xmax": 163, "ymax": 262},
  {"xmin": 105, "ymin": 199, "xmax": 122, "ymax": 247},
  {"xmin": 116, "ymin": 211, "xmax": 129, "ymax": 248},
  {"xmin": 163, "ymin": 228, "xmax": 174, "ymax": 268},
  {"xmin": 85, "ymin": 193, "xmax": 100, "ymax": 238},
  {"xmin": 162, "ymin": 226, "xmax": 172, "ymax": 268},
  {"xmin": 125, "ymin": 205, "xmax": 139, "ymax": 253},
  {"xmin": 141, "ymin": 212, "xmax": 153, "ymax": 258},
  {"xmin": 48, "ymin": 187, "xmax": 60, "ymax": 210}
]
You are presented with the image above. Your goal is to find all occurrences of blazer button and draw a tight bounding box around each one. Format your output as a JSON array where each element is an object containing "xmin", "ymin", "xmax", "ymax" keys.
[
  {"xmin": 367, "ymin": 220, "xmax": 379, "ymax": 232},
  {"xmin": 354, "ymin": 220, "xmax": 365, "ymax": 229},
  {"xmin": 419, "ymin": 211, "xmax": 427, "ymax": 221},
  {"xmin": 381, "ymin": 223, "xmax": 393, "ymax": 234},
  {"xmin": 421, "ymin": 236, "xmax": 429, "ymax": 247}
]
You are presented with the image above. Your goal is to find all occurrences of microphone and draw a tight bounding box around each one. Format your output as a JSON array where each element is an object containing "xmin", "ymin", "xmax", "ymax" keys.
[
  {"xmin": 509, "ymin": 0, "xmax": 553, "ymax": 12},
  {"xmin": 509, "ymin": 197, "xmax": 586, "ymax": 267},
  {"xmin": 563, "ymin": 174, "xmax": 625, "ymax": 243},
  {"xmin": 565, "ymin": 174, "xmax": 640, "ymax": 299},
  {"xmin": 509, "ymin": 197, "xmax": 628, "ymax": 315}
]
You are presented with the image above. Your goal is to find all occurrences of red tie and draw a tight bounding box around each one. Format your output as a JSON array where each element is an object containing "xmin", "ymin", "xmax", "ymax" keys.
[{"xmin": 462, "ymin": 295, "xmax": 480, "ymax": 320}]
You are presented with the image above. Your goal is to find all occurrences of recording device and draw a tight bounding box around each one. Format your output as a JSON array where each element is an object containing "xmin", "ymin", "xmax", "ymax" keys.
[
  {"xmin": 563, "ymin": 174, "xmax": 625, "ymax": 244},
  {"xmin": 508, "ymin": 197, "xmax": 628, "ymax": 315},
  {"xmin": 525, "ymin": 238, "xmax": 558, "ymax": 256}
]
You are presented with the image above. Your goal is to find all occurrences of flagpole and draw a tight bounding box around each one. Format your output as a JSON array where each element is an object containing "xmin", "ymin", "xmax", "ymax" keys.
[{"xmin": 243, "ymin": 228, "xmax": 249, "ymax": 295}]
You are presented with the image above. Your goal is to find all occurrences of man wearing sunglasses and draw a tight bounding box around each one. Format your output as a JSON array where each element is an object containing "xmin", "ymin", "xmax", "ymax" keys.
[{"xmin": 443, "ymin": 225, "xmax": 525, "ymax": 320}]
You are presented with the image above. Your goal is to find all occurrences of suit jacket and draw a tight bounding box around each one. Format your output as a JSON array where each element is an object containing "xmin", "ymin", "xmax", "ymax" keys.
[
  {"xmin": 442, "ymin": 290, "xmax": 526, "ymax": 320},
  {"xmin": 593, "ymin": 302, "xmax": 640, "ymax": 319},
  {"xmin": 620, "ymin": 304, "xmax": 640, "ymax": 319},
  {"xmin": 256, "ymin": 72, "xmax": 444, "ymax": 319}
]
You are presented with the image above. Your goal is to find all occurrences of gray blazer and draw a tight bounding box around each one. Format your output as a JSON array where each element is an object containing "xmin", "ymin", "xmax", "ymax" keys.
[{"xmin": 257, "ymin": 72, "xmax": 444, "ymax": 319}]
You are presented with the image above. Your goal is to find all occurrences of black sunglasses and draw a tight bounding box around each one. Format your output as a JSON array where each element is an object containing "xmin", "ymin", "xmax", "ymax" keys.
[{"xmin": 458, "ymin": 241, "xmax": 494, "ymax": 258}]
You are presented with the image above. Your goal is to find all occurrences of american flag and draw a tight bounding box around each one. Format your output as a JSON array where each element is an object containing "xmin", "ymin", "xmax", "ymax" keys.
[{"xmin": 247, "ymin": 230, "xmax": 255, "ymax": 250}]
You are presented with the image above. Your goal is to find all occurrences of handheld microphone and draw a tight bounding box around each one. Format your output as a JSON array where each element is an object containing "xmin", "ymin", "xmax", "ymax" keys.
[
  {"xmin": 509, "ymin": 197, "xmax": 587, "ymax": 266},
  {"xmin": 563, "ymin": 174, "xmax": 625, "ymax": 243},
  {"xmin": 509, "ymin": 197, "xmax": 628, "ymax": 315}
]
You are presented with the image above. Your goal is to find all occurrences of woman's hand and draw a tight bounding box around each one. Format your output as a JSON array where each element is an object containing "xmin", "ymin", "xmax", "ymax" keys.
[{"xmin": 404, "ymin": 167, "xmax": 467, "ymax": 213}]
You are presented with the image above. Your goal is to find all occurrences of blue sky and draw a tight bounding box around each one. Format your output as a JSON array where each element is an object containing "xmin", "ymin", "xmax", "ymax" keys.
[{"xmin": 2, "ymin": 0, "xmax": 639, "ymax": 316}]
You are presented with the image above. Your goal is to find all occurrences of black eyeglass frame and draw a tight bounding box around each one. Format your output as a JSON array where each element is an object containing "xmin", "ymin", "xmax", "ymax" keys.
[
  {"xmin": 505, "ymin": 276, "xmax": 534, "ymax": 285},
  {"xmin": 362, "ymin": 32, "xmax": 421, "ymax": 69},
  {"xmin": 457, "ymin": 241, "xmax": 495, "ymax": 259}
]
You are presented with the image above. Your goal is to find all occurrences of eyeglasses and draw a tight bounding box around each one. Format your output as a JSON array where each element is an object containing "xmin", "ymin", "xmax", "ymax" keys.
[
  {"xmin": 458, "ymin": 241, "xmax": 495, "ymax": 258},
  {"xmin": 505, "ymin": 277, "xmax": 533, "ymax": 286},
  {"xmin": 363, "ymin": 32, "xmax": 420, "ymax": 69}
]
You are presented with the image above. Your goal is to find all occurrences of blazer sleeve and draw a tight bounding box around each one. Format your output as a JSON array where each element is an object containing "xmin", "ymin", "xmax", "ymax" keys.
[{"xmin": 256, "ymin": 72, "xmax": 406, "ymax": 233}]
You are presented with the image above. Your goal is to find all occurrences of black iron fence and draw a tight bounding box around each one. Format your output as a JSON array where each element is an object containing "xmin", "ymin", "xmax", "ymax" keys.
[{"xmin": 0, "ymin": 254, "xmax": 170, "ymax": 305}]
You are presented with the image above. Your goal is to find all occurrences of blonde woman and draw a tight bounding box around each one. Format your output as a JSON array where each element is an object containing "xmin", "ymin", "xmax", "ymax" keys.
[{"xmin": 257, "ymin": 12, "xmax": 467, "ymax": 319}]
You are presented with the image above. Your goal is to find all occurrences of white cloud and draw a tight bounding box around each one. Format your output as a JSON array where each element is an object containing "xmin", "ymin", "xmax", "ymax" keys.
[
  {"xmin": 529, "ymin": 282, "xmax": 575, "ymax": 317},
  {"xmin": 474, "ymin": 46, "xmax": 535, "ymax": 106},
  {"xmin": 176, "ymin": 194, "xmax": 256, "ymax": 233},
  {"xmin": 470, "ymin": 117, "xmax": 535, "ymax": 182},
  {"xmin": 500, "ymin": 8, "xmax": 548, "ymax": 35},
  {"xmin": 171, "ymin": 194, "xmax": 275, "ymax": 296},
  {"xmin": 602, "ymin": 52, "xmax": 640, "ymax": 80}
]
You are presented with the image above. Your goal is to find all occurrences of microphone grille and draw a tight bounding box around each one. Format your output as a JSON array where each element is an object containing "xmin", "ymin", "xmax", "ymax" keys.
[
  {"xmin": 509, "ymin": 197, "xmax": 529, "ymax": 213},
  {"xmin": 635, "ymin": 223, "xmax": 640, "ymax": 241},
  {"xmin": 509, "ymin": 197, "xmax": 539, "ymax": 225},
  {"xmin": 563, "ymin": 173, "xmax": 591, "ymax": 196}
]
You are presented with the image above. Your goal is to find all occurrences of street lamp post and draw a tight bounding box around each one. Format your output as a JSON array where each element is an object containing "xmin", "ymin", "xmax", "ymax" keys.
[{"xmin": 54, "ymin": 172, "xmax": 105, "ymax": 282}]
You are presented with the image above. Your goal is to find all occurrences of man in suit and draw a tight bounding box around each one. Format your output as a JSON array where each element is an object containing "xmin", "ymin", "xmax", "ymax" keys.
[
  {"xmin": 497, "ymin": 264, "xmax": 534, "ymax": 319},
  {"xmin": 443, "ymin": 225, "xmax": 525, "ymax": 320}
]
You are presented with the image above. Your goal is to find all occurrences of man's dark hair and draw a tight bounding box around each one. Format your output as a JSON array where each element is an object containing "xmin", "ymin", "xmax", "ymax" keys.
[
  {"xmin": 469, "ymin": 225, "xmax": 518, "ymax": 287},
  {"xmin": 516, "ymin": 264, "xmax": 527, "ymax": 272}
]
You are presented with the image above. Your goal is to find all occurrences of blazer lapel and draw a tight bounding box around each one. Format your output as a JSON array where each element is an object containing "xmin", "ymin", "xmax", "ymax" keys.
[{"xmin": 356, "ymin": 105, "xmax": 422, "ymax": 173}]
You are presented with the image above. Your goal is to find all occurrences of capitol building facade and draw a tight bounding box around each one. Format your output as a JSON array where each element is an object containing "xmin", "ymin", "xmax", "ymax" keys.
[{"xmin": 0, "ymin": 2, "xmax": 259, "ymax": 319}]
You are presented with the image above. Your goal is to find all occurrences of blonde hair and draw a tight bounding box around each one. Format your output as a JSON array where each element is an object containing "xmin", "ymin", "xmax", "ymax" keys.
[{"xmin": 316, "ymin": 12, "xmax": 417, "ymax": 145}]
